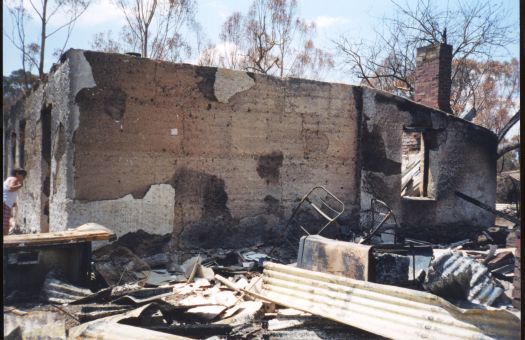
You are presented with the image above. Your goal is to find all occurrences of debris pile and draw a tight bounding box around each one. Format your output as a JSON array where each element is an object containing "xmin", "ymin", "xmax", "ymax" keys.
[{"xmin": 3, "ymin": 189, "xmax": 521, "ymax": 339}]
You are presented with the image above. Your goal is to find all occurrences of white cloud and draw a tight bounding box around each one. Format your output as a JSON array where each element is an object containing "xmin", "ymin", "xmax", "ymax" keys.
[
  {"xmin": 75, "ymin": 2, "xmax": 126, "ymax": 27},
  {"xmin": 314, "ymin": 16, "xmax": 349, "ymax": 29},
  {"xmin": 7, "ymin": 0, "xmax": 126, "ymax": 28}
]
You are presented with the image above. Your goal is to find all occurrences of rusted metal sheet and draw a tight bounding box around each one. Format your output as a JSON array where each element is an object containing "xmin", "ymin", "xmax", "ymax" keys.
[
  {"xmin": 77, "ymin": 305, "xmax": 132, "ymax": 322},
  {"xmin": 255, "ymin": 262, "xmax": 521, "ymax": 340},
  {"xmin": 297, "ymin": 235, "xmax": 372, "ymax": 280}
]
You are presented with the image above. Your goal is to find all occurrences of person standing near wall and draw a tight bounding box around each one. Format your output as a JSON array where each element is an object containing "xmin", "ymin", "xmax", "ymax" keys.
[{"xmin": 3, "ymin": 168, "xmax": 27, "ymax": 235}]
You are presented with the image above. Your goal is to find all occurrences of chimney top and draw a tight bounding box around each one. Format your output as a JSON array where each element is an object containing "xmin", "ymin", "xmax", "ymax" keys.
[{"xmin": 414, "ymin": 43, "xmax": 452, "ymax": 113}]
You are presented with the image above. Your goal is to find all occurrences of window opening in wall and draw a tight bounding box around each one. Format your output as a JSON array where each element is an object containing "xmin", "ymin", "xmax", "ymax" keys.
[
  {"xmin": 401, "ymin": 127, "xmax": 433, "ymax": 198},
  {"xmin": 19, "ymin": 120, "xmax": 26, "ymax": 168},
  {"xmin": 41, "ymin": 104, "xmax": 52, "ymax": 232},
  {"xmin": 11, "ymin": 132, "xmax": 17, "ymax": 170}
]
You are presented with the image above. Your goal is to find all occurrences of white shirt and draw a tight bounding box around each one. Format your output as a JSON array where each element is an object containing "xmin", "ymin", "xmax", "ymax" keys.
[{"xmin": 3, "ymin": 178, "xmax": 18, "ymax": 208}]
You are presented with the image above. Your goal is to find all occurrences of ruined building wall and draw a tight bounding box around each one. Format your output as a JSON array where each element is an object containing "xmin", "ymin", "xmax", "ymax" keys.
[
  {"xmin": 3, "ymin": 50, "xmax": 496, "ymax": 246},
  {"xmin": 62, "ymin": 50, "xmax": 361, "ymax": 248},
  {"xmin": 359, "ymin": 87, "xmax": 496, "ymax": 242},
  {"xmin": 47, "ymin": 51, "xmax": 94, "ymax": 233},
  {"xmin": 3, "ymin": 51, "xmax": 90, "ymax": 233},
  {"xmin": 5, "ymin": 88, "xmax": 46, "ymax": 233}
]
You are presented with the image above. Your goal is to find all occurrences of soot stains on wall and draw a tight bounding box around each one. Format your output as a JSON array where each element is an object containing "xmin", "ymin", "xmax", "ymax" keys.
[{"xmin": 257, "ymin": 151, "xmax": 284, "ymax": 184}]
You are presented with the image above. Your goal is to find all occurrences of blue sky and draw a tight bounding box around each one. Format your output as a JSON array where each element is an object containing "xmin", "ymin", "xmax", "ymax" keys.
[{"xmin": 3, "ymin": 0, "xmax": 520, "ymax": 84}]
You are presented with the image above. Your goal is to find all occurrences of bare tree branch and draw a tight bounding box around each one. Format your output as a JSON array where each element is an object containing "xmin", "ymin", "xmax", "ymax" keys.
[
  {"xmin": 199, "ymin": 0, "xmax": 333, "ymax": 80},
  {"xmin": 45, "ymin": 2, "xmax": 89, "ymax": 38},
  {"xmin": 334, "ymin": 0, "xmax": 517, "ymax": 109},
  {"xmin": 8, "ymin": 0, "xmax": 92, "ymax": 78},
  {"xmin": 102, "ymin": 0, "xmax": 196, "ymax": 61}
]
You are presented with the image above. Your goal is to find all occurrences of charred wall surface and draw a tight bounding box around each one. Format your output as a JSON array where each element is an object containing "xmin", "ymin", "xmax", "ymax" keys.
[
  {"xmin": 3, "ymin": 50, "xmax": 99, "ymax": 234},
  {"xmin": 3, "ymin": 73, "xmax": 71, "ymax": 233},
  {"xmin": 68, "ymin": 51, "xmax": 361, "ymax": 248},
  {"xmin": 3, "ymin": 50, "xmax": 497, "ymax": 247},
  {"xmin": 4, "ymin": 96, "xmax": 45, "ymax": 233},
  {"xmin": 359, "ymin": 87, "xmax": 497, "ymax": 242}
]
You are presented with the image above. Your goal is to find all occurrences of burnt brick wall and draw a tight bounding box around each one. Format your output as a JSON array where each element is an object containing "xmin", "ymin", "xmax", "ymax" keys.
[{"xmin": 402, "ymin": 132, "xmax": 421, "ymax": 162}]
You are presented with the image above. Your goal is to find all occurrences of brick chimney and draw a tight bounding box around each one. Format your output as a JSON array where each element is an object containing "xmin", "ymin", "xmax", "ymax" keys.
[{"xmin": 414, "ymin": 43, "xmax": 452, "ymax": 113}]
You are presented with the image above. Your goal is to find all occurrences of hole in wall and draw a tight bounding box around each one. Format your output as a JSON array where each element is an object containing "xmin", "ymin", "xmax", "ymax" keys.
[
  {"xmin": 41, "ymin": 104, "xmax": 52, "ymax": 232},
  {"xmin": 401, "ymin": 128, "xmax": 434, "ymax": 198}
]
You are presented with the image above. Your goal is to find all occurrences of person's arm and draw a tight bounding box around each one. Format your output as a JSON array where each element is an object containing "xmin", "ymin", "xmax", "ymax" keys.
[{"xmin": 6, "ymin": 178, "xmax": 22, "ymax": 192}]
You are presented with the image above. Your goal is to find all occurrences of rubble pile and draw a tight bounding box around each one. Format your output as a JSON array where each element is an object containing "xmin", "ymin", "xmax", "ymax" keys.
[
  {"xmin": 3, "ymin": 191, "xmax": 521, "ymax": 339},
  {"xmin": 6, "ymin": 231, "xmax": 356, "ymax": 339},
  {"xmin": 5, "ymin": 227, "xmax": 521, "ymax": 339}
]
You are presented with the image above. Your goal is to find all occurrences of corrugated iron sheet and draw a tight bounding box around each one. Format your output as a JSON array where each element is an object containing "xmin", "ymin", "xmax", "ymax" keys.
[
  {"xmin": 42, "ymin": 276, "xmax": 93, "ymax": 304},
  {"xmin": 257, "ymin": 262, "xmax": 520, "ymax": 340},
  {"xmin": 423, "ymin": 251, "xmax": 504, "ymax": 306}
]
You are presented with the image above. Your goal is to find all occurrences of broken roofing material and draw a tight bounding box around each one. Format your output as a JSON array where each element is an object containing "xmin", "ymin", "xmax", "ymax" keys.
[
  {"xmin": 6, "ymin": 207, "xmax": 520, "ymax": 339},
  {"xmin": 92, "ymin": 246, "xmax": 151, "ymax": 286},
  {"xmin": 68, "ymin": 303, "xmax": 191, "ymax": 339},
  {"xmin": 41, "ymin": 272, "xmax": 93, "ymax": 304},
  {"xmin": 5, "ymin": 234, "xmax": 520, "ymax": 339},
  {"xmin": 423, "ymin": 251, "xmax": 504, "ymax": 306},
  {"xmin": 255, "ymin": 262, "xmax": 521, "ymax": 340}
]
